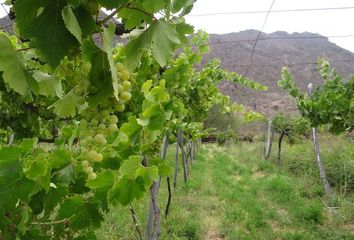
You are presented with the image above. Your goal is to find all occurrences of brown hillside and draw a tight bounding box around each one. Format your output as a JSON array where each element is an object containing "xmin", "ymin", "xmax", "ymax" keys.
[{"xmin": 205, "ymin": 30, "xmax": 354, "ymax": 116}]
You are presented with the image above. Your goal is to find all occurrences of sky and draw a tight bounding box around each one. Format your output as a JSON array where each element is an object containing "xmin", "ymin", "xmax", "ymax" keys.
[{"xmin": 1, "ymin": 0, "xmax": 354, "ymax": 52}]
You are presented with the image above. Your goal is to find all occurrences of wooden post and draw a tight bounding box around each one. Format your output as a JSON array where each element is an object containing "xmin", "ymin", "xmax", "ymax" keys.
[
  {"xmin": 308, "ymin": 83, "xmax": 333, "ymax": 197},
  {"xmin": 264, "ymin": 119, "xmax": 274, "ymax": 160}
]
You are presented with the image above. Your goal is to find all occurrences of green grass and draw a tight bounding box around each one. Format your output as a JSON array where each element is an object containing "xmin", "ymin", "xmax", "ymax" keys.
[{"xmin": 96, "ymin": 137, "xmax": 354, "ymax": 239}]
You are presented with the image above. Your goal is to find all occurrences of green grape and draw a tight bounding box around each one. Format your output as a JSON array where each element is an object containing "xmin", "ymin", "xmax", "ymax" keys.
[
  {"xmin": 90, "ymin": 119, "xmax": 98, "ymax": 126},
  {"xmin": 87, "ymin": 172, "xmax": 97, "ymax": 180},
  {"xmin": 94, "ymin": 134, "xmax": 107, "ymax": 145},
  {"xmin": 88, "ymin": 150, "xmax": 98, "ymax": 161},
  {"xmin": 109, "ymin": 124, "xmax": 118, "ymax": 133},
  {"xmin": 78, "ymin": 97, "xmax": 86, "ymax": 105},
  {"xmin": 115, "ymin": 103, "xmax": 125, "ymax": 112},
  {"xmin": 118, "ymin": 84, "xmax": 124, "ymax": 93},
  {"xmin": 98, "ymin": 123, "xmax": 106, "ymax": 131},
  {"xmin": 79, "ymin": 119, "xmax": 88, "ymax": 128},
  {"xmin": 108, "ymin": 115, "xmax": 118, "ymax": 124},
  {"xmin": 81, "ymin": 160, "xmax": 90, "ymax": 168},
  {"xmin": 120, "ymin": 92, "xmax": 132, "ymax": 102},
  {"xmin": 121, "ymin": 69, "xmax": 130, "ymax": 81},
  {"xmin": 115, "ymin": 62, "xmax": 124, "ymax": 72},
  {"xmin": 95, "ymin": 153, "xmax": 103, "ymax": 162},
  {"xmin": 85, "ymin": 166, "xmax": 94, "ymax": 174},
  {"xmin": 122, "ymin": 81, "xmax": 131, "ymax": 90},
  {"xmin": 101, "ymin": 110, "xmax": 110, "ymax": 117}
]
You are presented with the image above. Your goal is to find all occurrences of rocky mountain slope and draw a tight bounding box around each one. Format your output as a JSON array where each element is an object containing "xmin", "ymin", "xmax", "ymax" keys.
[{"xmin": 205, "ymin": 30, "xmax": 354, "ymax": 116}]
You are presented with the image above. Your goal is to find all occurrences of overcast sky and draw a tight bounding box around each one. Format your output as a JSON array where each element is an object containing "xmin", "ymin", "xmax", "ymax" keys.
[{"xmin": 1, "ymin": 0, "xmax": 354, "ymax": 52}]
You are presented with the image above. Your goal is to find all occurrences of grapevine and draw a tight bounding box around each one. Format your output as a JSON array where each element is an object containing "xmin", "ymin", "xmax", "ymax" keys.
[{"xmin": 0, "ymin": 1, "xmax": 265, "ymax": 239}]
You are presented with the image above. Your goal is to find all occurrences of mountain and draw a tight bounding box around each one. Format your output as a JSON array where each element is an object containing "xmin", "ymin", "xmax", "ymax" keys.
[{"xmin": 205, "ymin": 30, "xmax": 354, "ymax": 116}]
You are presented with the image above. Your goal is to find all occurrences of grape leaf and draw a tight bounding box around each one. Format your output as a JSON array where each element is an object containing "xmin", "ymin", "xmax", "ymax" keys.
[
  {"xmin": 58, "ymin": 196, "xmax": 103, "ymax": 230},
  {"xmin": 49, "ymin": 149, "xmax": 72, "ymax": 169},
  {"xmin": 136, "ymin": 0, "xmax": 167, "ymax": 12},
  {"xmin": 53, "ymin": 164, "xmax": 75, "ymax": 186},
  {"xmin": 14, "ymin": 0, "xmax": 78, "ymax": 68},
  {"xmin": 62, "ymin": 5, "xmax": 83, "ymax": 43},
  {"xmin": 101, "ymin": 24, "xmax": 120, "ymax": 100},
  {"xmin": 23, "ymin": 155, "xmax": 50, "ymax": 181},
  {"xmin": 0, "ymin": 146, "xmax": 22, "ymax": 182},
  {"xmin": 125, "ymin": 20, "xmax": 180, "ymax": 69},
  {"xmin": 86, "ymin": 170, "xmax": 115, "ymax": 189},
  {"xmin": 82, "ymin": 39, "xmax": 113, "ymax": 105},
  {"xmin": 119, "ymin": 155, "xmax": 141, "ymax": 179},
  {"xmin": 0, "ymin": 34, "xmax": 38, "ymax": 96},
  {"xmin": 108, "ymin": 176, "xmax": 146, "ymax": 206},
  {"xmin": 118, "ymin": 7, "xmax": 153, "ymax": 30},
  {"xmin": 118, "ymin": 116, "xmax": 142, "ymax": 143},
  {"xmin": 33, "ymin": 72, "xmax": 63, "ymax": 97},
  {"xmin": 136, "ymin": 166, "xmax": 158, "ymax": 185},
  {"xmin": 44, "ymin": 185, "xmax": 69, "ymax": 213},
  {"xmin": 49, "ymin": 89, "xmax": 83, "ymax": 117},
  {"xmin": 97, "ymin": 0, "xmax": 128, "ymax": 10}
]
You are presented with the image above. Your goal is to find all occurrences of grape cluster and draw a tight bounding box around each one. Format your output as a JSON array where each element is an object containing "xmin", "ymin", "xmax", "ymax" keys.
[
  {"xmin": 78, "ymin": 110, "xmax": 119, "ymax": 180},
  {"xmin": 115, "ymin": 62, "xmax": 132, "ymax": 104}
]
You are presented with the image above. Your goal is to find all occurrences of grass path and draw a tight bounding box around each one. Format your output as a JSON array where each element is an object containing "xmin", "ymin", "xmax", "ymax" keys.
[{"xmin": 97, "ymin": 143, "xmax": 354, "ymax": 239}]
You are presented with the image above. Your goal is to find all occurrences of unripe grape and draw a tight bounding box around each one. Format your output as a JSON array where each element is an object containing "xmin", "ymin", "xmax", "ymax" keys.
[
  {"xmin": 120, "ymin": 70, "xmax": 130, "ymax": 81},
  {"xmin": 115, "ymin": 103, "xmax": 125, "ymax": 112},
  {"xmin": 109, "ymin": 124, "xmax": 118, "ymax": 133},
  {"xmin": 85, "ymin": 166, "xmax": 94, "ymax": 174},
  {"xmin": 118, "ymin": 84, "xmax": 124, "ymax": 93},
  {"xmin": 98, "ymin": 123, "xmax": 106, "ymax": 131},
  {"xmin": 108, "ymin": 115, "xmax": 118, "ymax": 124},
  {"xmin": 87, "ymin": 172, "xmax": 97, "ymax": 180},
  {"xmin": 94, "ymin": 134, "xmax": 107, "ymax": 145},
  {"xmin": 101, "ymin": 110, "xmax": 110, "ymax": 117},
  {"xmin": 78, "ymin": 97, "xmax": 86, "ymax": 105},
  {"xmin": 120, "ymin": 92, "xmax": 132, "ymax": 102},
  {"xmin": 95, "ymin": 153, "xmax": 103, "ymax": 162},
  {"xmin": 122, "ymin": 81, "xmax": 131, "ymax": 90},
  {"xmin": 88, "ymin": 150, "xmax": 98, "ymax": 161},
  {"xmin": 79, "ymin": 119, "xmax": 88, "ymax": 128},
  {"xmin": 90, "ymin": 119, "xmax": 98, "ymax": 126},
  {"xmin": 115, "ymin": 62, "xmax": 124, "ymax": 72},
  {"xmin": 81, "ymin": 160, "xmax": 90, "ymax": 168}
]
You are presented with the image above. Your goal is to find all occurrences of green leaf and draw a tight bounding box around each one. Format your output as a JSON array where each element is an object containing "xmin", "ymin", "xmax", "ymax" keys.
[
  {"xmin": 86, "ymin": 170, "xmax": 115, "ymax": 189},
  {"xmin": 49, "ymin": 149, "xmax": 72, "ymax": 169},
  {"xmin": 62, "ymin": 5, "xmax": 83, "ymax": 43},
  {"xmin": 158, "ymin": 163, "xmax": 172, "ymax": 177},
  {"xmin": 119, "ymin": 156, "xmax": 141, "ymax": 179},
  {"xmin": 45, "ymin": 185, "xmax": 69, "ymax": 212},
  {"xmin": 0, "ymin": 146, "xmax": 22, "ymax": 187},
  {"xmin": 58, "ymin": 196, "xmax": 103, "ymax": 230},
  {"xmin": 102, "ymin": 24, "xmax": 120, "ymax": 100},
  {"xmin": 14, "ymin": 0, "xmax": 79, "ymax": 68},
  {"xmin": 124, "ymin": 20, "xmax": 180, "ymax": 69},
  {"xmin": 118, "ymin": 7, "xmax": 153, "ymax": 30},
  {"xmin": 33, "ymin": 71, "xmax": 63, "ymax": 97},
  {"xmin": 18, "ymin": 205, "xmax": 31, "ymax": 235},
  {"xmin": 136, "ymin": 166, "xmax": 158, "ymax": 185},
  {"xmin": 82, "ymin": 39, "xmax": 113, "ymax": 105},
  {"xmin": 118, "ymin": 116, "xmax": 142, "ymax": 143},
  {"xmin": 53, "ymin": 164, "xmax": 75, "ymax": 186},
  {"xmin": 137, "ymin": 0, "xmax": 167, "ymax": 12},
  {"xmin": 50, "ymin": 89, "xmax": 83, "ymax": 117},
  {"xmin": 108, "ymin": 176, "xmax": 146, "ymax": 206},
  {"xmin": 0, "ymin": 34, "xmax": 38, "ymax": 96},
  {"xmin": 97, "ymin": 0, "xmax": 128, "ymax": 10},
  {"xmin": 23, "ymin": 155, "xmax": 50, "ymax": 181}
]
